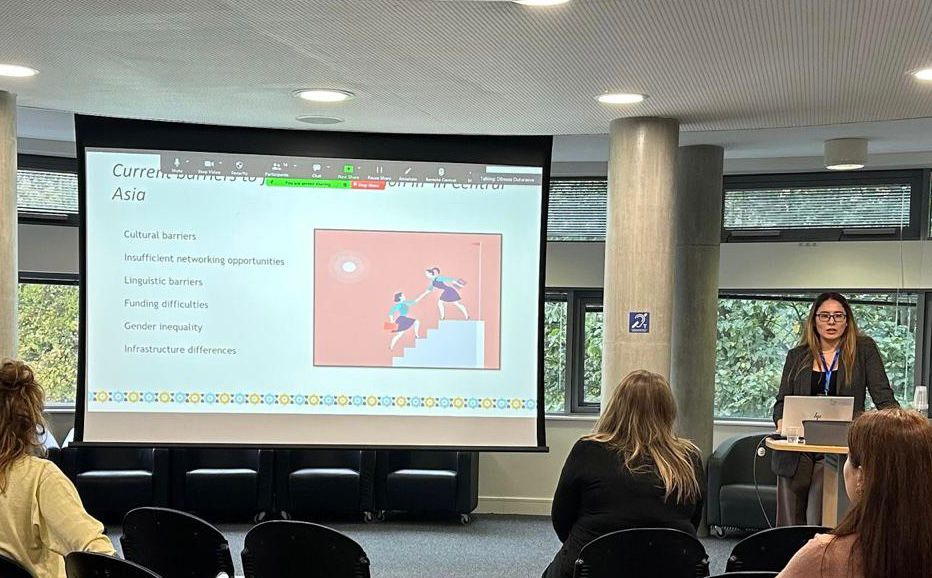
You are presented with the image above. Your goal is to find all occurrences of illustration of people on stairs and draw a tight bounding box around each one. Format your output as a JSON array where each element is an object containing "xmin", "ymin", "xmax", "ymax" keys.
[
  {"xmin": 388, "ymin": 291, "xmax": 425, "ymax": 350},
  {"xmin": 422, "ymin": 267, "xmax": 469, "ymax": 320}
]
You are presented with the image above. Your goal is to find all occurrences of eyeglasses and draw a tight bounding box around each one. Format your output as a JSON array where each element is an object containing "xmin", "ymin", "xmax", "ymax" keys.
[{"xmin": 816, "ymin": 312, "xmax": 847, "ymax": 323}]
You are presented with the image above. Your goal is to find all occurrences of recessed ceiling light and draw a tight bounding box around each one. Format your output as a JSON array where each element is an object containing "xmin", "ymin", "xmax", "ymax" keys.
[
  {"xmin": 824, "ymin": 138, "xmax": 867, "ymax": 171},
  {"xmin": 513, "ymin": 0, "xmax": 571, "ymax": 5},
  {"xmin": 912, "ymin": 68, "xmax": 932, "ymax": 81},
  {"xmin": 596, "ymin": 93, "xmax": 647, "ymax": 105},
  {"xmin": 294, "ymin": 89, "xmax": 355, "ymax": 103},
  {"xmin": 0, "ymin": 64, "xmax": 39, "ymax": 78},
  {"xmin": 296, "ymin": 115, "xmax": 344, "ymax": 125}
]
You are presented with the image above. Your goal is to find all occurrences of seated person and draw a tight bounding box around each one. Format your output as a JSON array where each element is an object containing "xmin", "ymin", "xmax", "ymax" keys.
[
  {"xmin": 542, "ymin": 370, "xmax": 705, "ymax": 578},
  {"xmin": 778, "ymin": 408, "xmax": 932, "ymax": 578},
  {"xmin": 0, "ymin": 360, "xmax": 115, "ymax": 578}
]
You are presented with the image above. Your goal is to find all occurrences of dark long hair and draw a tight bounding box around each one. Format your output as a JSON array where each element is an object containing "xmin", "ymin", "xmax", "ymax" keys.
[
  {"xmin": 830, "ymin": 409, "xmax": 932, "ymax": 578},
  {"xmin": 0, "ymin": 360, "xmax": 47, "ymax": 493},
  {"xmin": 799, "ymin": 292, "xmax": 860, "ymax": 382}
]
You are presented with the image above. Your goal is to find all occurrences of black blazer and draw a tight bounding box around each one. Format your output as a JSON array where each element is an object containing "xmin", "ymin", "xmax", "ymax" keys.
[{"xmin": 771, "ymin": 335, "xmax": 898, "ymax": 477}]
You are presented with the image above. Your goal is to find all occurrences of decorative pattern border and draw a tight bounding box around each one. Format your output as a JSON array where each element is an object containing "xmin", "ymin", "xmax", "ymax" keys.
[{"xmin": 89, "ymin": 390, "xmax": 536, "ymax": 411}]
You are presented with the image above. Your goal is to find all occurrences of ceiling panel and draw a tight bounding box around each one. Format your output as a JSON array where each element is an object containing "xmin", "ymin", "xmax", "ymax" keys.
[{"xmin": 1, "ymin": 0, "xmax": 931, "ymax": 134}]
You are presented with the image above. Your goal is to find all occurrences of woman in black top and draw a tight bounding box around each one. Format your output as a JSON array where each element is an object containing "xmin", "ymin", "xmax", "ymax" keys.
[
  {"xmin": 542, "ymin": 370, "xmax": 705, "ymax": 578},
  {"xmin": 771, "ymin": 292, "xmax": 898, "ymax": 525}
]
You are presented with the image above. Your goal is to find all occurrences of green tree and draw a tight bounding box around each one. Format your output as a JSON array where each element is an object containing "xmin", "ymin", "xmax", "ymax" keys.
[
  {"xmin": 543, "ymin": 300, "xmax": 567, "ymax": 412},
  {"xmin": 714, "ymin": 294, "xmax": 917, "ymax": 419},
  {"xmin": 17, "ymin": 283, "xmax": 79, "ymax": 404},
  {"xmin": 583, "ymin": 310, "xmax": 603, "ymax": 402}
]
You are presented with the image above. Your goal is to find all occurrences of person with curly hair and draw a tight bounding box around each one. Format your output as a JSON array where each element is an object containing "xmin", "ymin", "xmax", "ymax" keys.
[{"xmin": 0, "ymin": 359, "xmax": 114, "ymax": 578}]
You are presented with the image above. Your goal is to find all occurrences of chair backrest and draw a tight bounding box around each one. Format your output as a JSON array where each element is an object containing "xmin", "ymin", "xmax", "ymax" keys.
[
  {"xmin": 715, "ymin": 433, "xmax": 777, "ymax": 486},
  {"xmin": 287, "ymin": 449, "xmax": 363, "ymax": 471},
  {"xmin": 710, "ymin": 572, "xmax": 777, "ymax": 578},
  {"xmin": 64, "ymin": 552, "xmax": 161, "ymax": 578},
  {"xmin": 573, "ymin": 528, "xmax": 709, "ymax": 578},
  {"xmin": 79, "ymin": 447, "xmax": 155, "ymax": 471},
  {"xmin": 726, "ymin": 526, "xmax": 832, "ymax": 572},
  {"xmin": 242, "ymin": 520, "xmax": 370, "ymax": 578},
  {"xmin": 121, "ymin": 507, "xmax": 234, "ymax": 578},
  {"xmin": 0, "ymin": 553, "xmax": 35, "ymax": 578},
  {"xmin": 384, "ymin": 450, "xmax": 459, "ymax": 471},
  {"xmin": 180, "ymin": 447, "xmax": 259, "ymax": 470}
]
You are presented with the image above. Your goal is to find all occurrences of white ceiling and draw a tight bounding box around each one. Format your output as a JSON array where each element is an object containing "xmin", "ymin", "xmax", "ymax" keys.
[{"xmin": 4, "ymin": 0, "xmax": 932, "ymax": 159}]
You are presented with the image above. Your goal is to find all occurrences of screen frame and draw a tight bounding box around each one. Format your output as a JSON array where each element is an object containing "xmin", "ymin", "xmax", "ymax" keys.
[{"xmin": 75, "ymin": 114, "xmax": 551, "ymax": 452}]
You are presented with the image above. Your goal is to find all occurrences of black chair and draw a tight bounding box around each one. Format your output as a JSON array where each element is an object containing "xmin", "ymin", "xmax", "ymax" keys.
[
  {"xmin": 707, "ymin": 433, "xmax": 777, "ymax": 535},
  {"xmin": 725, "ymin": 525, "xmax": 831, "ymax": 572},
  {"xmin": 241, "ymin": 520, "xmax": 370, "ymax": 578},
  {"xmin": 274, "ymin": 449, "xmax": 376, "ymax": 522},
  {"xmin": 61, "ymin": 431, "xmax": 170, "ymax": 521},
  {"xmin": 171, "ymin": 448, "xmax": 273, "ymax": 522},
  {"xmin": 708, "ymin": 573, "xmax": 778, "ymax": 578},
  {"xmin": 375, "ymin": 450, "xmax": 478, "ymax": 524},
  {"xmin": 573, "ymin": 528, "xmax": 710, "ymax": 578},
  {"xmin": 121, "ymin": 507, "xmax": 234, "ymax": 578},
  {"xmin": 0, "ymin": 553, "xmax": 34, "ymax": 578},
  {"xmin": 64, "ymin": 552, "xmax": 160, "ymax": 578}
]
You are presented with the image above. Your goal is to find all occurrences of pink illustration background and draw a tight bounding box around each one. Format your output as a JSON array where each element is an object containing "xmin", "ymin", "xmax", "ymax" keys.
[{"xmin": 313, "ymin": 230, "xmax": 502, "ymax": 368}]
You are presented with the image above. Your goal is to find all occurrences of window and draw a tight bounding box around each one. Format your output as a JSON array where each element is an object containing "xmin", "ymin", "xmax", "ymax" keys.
[
  {"xmin": 548, "ymin": 289, "xmax": 919, "ymax": 418},
  {"xmin": 723, "ymin": 171, "xmax": 924, "ymax": 241},
  {"xmin": 543, "ymin": 296, "xmax": 568, "ymax": 412},
  {"xmin": 17, "ymin": 276, "xmax": 79, "ymax": 405},
  {"xmin": 547, "ymin": 179, "xmax": 607, "ymax": 241},
  {"xmin": 715, "ymin": 292, "xmax": 918, "ymax": 420},
  {"xmin": 544, "ymin": 171, "xmax": 927, "ymax": 242},
  {"xmin": 545, "ymin": 290, "xmax": 602, "ymax": 414},
  {"xmin": 580, "ymin": 302, "xmax": 603, "ymax": 406},
  {"xmin": 16, "ymin": 155, "xmax": 79, "ymax": 224}
]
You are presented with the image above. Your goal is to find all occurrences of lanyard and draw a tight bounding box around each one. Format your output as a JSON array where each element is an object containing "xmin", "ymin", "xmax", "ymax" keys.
[{"xmin": 819, "ymin": 349, "xmax": 841, "ymax": 395}]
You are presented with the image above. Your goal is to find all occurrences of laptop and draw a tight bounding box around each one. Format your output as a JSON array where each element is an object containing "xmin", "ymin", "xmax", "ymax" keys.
[{"xmin": 781, "ymin": 396, "xmax": 855, "ymax": 438}]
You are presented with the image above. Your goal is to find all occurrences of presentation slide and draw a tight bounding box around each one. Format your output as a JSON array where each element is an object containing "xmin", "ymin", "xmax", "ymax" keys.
[{"xmin": 81, "ymin": 141, "xmax": 545, "ymax": 448}]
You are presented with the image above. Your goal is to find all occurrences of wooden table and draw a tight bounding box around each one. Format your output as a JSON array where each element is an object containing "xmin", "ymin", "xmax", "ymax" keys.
[{"xmin": 766, "ymin": 439, "xmax": 850, "ymax": 526}]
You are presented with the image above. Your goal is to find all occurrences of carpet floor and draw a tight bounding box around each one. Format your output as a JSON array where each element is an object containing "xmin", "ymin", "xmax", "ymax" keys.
[{"xmin": 107, "ymin": 514, "xmax": 740, "ymax": 577}]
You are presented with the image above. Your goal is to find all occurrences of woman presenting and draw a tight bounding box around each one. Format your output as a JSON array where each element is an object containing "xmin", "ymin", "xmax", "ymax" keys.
[{"xmin": 772, "ymin": 292, "xmax": 898, "ymax": 525}]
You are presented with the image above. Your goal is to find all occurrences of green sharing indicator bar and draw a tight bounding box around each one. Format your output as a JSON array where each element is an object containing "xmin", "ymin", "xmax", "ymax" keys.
[
  {"xmin": 264, "ymin": 177, "xmax": 351, "ymax": 189},
  {"xmin": 264, "ymin": 177, "xmax": 387, "ymax": 190}
]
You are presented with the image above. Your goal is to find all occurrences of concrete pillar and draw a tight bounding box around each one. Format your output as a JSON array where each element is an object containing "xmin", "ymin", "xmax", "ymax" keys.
[
  {"xmin": 671, "ymin": 145, "xmax": 724, "ymax": 458},
  {"xmin": 601, "ymin": 117, "xmax": 679, "ymax": 404},
  {"xmin": 0, "ymin": 91, "xmax": 16, "ymax": 358}
]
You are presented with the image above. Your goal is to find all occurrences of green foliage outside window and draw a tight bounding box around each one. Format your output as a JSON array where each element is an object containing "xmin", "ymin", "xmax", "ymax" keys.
[
  {"xmin": 543, "ymin": 300, "xmax": 567, "ymax": 412},
  {"xmin": 17, "ymin": 283, "xmax": 79, "ymax": 404},
  {"xmin": 583, "ymin": 309, "xmax": 603, "ymax": 403},
  {"xmin": 547, "ymin": 292, "xmax": 917, "ymax": 418},
  {"xmin": 715, "ymin": 293, "xmax": 917, "ymax": 420}
]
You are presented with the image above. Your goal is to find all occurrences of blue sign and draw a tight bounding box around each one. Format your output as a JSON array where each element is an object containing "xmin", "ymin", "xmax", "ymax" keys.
[{"xmin": 629, "ymin": 311, "xmax": 650, "ymax": 333}]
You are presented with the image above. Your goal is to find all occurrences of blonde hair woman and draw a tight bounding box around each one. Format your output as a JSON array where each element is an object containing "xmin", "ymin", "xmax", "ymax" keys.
[
  {"xmin": 0, "ymin": 360, "xmax": 114, "ymax": 578},
  {"xmin": 542, "ymin": 370, "xmax": 704, "ymax": 578}
]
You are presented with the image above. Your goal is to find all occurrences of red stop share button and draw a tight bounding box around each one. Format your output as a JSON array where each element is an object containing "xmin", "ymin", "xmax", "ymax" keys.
[{"xmin": 350, "ymin": 180, "xmax": 386, "ymax": 190}]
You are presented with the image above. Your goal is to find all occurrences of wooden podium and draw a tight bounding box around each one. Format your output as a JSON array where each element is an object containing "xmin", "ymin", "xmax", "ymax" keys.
[{"xmin": 766, "ymin": 439, "xmax": 850, "ymax": 526}]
